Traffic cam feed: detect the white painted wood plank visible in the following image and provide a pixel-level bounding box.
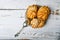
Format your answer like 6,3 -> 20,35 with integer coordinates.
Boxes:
0,10 -> 26,39
0,0 -> 36,9
0,0 -> 60,9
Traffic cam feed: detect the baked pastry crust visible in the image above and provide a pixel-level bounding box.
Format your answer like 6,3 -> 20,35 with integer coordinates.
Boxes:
26,5 -> 38,19
26,5 -> 51,28
31,18 -> 38,28
37,6 -> 51,28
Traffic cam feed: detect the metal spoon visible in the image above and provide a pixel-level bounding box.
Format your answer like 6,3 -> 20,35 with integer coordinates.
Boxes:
14,20 -> 28,37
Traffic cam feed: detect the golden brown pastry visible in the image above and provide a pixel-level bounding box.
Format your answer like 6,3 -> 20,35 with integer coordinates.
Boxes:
27,19 -> 31,25
38,19 -> 45,28
26,5 -> 38,19
31,18 -> 38,28
26,5 -> 51,28
37,6 -> 51,28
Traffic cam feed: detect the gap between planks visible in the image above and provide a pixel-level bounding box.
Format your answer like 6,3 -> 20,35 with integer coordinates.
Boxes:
0,9 -> 26,10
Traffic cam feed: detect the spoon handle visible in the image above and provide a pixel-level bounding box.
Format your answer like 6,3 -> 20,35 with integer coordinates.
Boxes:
14,20 -> 27,37
15,27 -> 24,37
